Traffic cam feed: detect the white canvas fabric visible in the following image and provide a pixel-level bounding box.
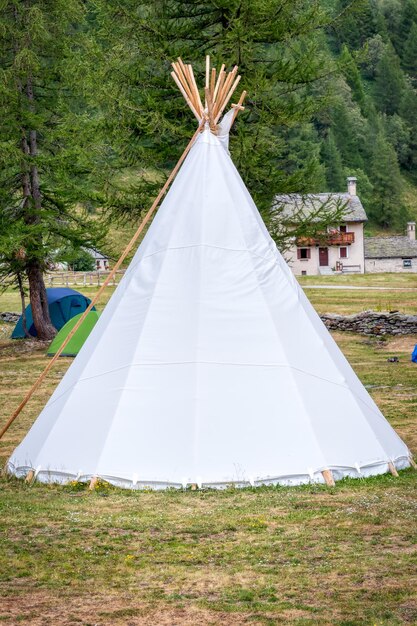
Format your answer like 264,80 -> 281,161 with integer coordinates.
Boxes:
8,116 -> 411,488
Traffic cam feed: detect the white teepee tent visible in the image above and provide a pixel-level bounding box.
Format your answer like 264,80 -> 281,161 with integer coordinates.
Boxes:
7,59 -> 412,489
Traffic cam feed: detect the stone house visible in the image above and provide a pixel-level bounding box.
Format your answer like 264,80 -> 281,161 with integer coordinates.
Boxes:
365,223 -> 417,273
87,248 -> 110,271
276,177 -> 367,276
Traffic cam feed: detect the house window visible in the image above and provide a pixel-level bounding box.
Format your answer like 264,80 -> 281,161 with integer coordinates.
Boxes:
403,259 -> 412,268
339,247 -> 348,259
301,270 -> 307,276
339,225 -> 347,233
297,248 -> 311,260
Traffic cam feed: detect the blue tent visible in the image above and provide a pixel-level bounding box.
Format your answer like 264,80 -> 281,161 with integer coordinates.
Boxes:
412,345 -> 417,363
12,288 -> 95,339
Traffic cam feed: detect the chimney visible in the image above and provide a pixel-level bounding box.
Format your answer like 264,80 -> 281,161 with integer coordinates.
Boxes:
347,176 -> 357,196
407,222 -> 416,241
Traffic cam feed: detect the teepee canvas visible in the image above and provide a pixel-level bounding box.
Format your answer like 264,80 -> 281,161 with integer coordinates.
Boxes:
7,59 -> 412,489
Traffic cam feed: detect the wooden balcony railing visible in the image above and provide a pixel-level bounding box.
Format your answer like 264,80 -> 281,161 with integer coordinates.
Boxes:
296,231 -> 355,246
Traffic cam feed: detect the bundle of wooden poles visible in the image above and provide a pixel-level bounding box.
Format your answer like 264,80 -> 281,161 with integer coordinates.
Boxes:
171,55 -> 246,131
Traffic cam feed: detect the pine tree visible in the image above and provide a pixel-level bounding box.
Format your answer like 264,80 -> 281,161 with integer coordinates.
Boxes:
339,44 -> 367,113
374,44 -> 406,115
402,21 -> 417,79
368,129 -> 404,228
90,0 -> 335,224
399,86 -> 417,174
321,131 -> 345,191
0,1 -> 104,339
331,0 -> 377,52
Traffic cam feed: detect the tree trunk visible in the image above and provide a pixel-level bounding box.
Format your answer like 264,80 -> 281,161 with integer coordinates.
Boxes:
27,262 -> 56,340
17,272 -> 31,338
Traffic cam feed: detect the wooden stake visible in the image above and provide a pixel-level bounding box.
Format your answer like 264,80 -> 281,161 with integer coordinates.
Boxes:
388,462 -> 399,477
89,476 -> 98,490
409,456 -> 417,470
25,469 -> 35,484
322,469 -> 335,487
0,122 -> 205,443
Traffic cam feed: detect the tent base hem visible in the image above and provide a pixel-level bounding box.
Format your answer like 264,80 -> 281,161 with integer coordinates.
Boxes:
6,455 -> 411,489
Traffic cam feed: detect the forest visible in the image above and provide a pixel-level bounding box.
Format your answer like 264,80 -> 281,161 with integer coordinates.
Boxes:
1,0 -> 417,335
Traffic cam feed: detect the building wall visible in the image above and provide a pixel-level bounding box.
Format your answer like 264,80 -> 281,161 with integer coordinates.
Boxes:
284,222 -> 365,276
365,258 -> 417,273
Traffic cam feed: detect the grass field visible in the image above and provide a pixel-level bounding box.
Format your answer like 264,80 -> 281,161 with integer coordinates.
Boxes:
1,277 -> 417,625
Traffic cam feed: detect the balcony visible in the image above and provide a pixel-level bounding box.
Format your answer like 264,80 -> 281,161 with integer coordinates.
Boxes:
296,231 -> 355,246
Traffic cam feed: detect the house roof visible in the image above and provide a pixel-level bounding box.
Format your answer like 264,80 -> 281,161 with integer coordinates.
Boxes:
274,193 -> 368,223
365,236 -> 417,259
85,247 -> 109,260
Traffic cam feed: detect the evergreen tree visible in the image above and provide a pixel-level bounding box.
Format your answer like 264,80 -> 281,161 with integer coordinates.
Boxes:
368,129 -> 404,227
374,44 -> 406,115
331,0 -> 377,52
321,131 -> 345,191
90,0 -> 335,227
339,44 -> 367,113
383,114 -> 411,166
399,86 -> 417,174
0,0 -> 104,339
402,22 -> 417,79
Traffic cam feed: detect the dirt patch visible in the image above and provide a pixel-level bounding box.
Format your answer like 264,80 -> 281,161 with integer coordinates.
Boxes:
0,588 -> 277,625
384,336 -> 417,353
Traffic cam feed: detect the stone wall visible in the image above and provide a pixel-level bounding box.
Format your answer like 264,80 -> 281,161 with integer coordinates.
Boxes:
0,312 -> 19,323
321,311 -> 417,335
365,258 -> 417,273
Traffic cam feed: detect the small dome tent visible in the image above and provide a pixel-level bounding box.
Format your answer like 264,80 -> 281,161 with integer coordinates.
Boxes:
47,311 -> 100,357
12,288 -> 95,339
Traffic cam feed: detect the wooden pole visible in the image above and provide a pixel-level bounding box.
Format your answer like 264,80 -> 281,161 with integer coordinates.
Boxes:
409,456 -> 417,469
205,55 -> 210,107
215,74 -> 241,123
210,67 -> 216,98
0,123 -> 204,442
187,64 -> 204,116
205,87 -> 216,132
231,90 -> 247,123
213,65 -> 225,102
172,62 -> 196,107
171,71 -> 201,121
